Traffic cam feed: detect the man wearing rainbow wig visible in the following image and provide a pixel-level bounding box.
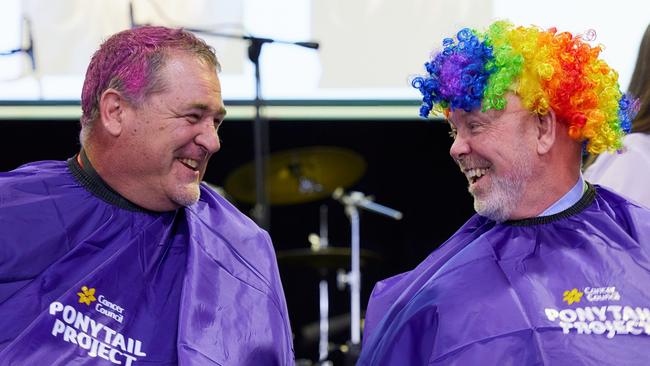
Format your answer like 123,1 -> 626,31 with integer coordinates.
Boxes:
358,21 -> 650,365
0,27 -> 293,365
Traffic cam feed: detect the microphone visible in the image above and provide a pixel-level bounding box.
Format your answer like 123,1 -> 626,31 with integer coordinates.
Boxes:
332,188 -> 403,221
295,41 -> 320,50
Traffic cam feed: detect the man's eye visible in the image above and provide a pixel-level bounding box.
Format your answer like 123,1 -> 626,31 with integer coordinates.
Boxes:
448,130 -> 457,139
468,121 -> 483,131
186,114 -> 200,123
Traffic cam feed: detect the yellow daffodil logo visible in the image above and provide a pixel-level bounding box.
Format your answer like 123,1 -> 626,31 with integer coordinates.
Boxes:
563,288 -> 583,305
77,286 -> 97,306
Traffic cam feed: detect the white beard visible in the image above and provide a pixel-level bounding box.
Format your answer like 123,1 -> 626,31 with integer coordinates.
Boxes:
171,181 -> 201,207
470,151 -> 533,223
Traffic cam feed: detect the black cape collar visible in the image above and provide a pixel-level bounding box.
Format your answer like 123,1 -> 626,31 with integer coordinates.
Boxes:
67,150 -> 151,213
504,183 -> 596,226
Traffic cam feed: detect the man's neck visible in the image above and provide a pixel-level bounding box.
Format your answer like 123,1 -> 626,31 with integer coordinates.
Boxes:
538,174 -> 585,217
508,169 -> 581,220
509,139 -> 583,220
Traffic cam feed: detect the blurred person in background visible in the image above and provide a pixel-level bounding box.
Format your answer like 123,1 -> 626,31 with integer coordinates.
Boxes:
584,23 -> 650,208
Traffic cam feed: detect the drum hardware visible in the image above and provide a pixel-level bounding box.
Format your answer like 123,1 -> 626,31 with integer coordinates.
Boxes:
224,146 -> 366,206
277,204 -> 379,363
332,188 -> 402,350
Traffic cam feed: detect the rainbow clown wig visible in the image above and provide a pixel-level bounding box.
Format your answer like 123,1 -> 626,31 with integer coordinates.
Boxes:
412,21 -> 638,154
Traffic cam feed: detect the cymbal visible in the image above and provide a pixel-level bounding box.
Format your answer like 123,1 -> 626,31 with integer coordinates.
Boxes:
276,247 -> 381,270
224,146 -> 366,205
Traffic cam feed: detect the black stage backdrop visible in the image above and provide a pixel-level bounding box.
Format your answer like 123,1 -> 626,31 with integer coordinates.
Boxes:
0,117 -> 475,362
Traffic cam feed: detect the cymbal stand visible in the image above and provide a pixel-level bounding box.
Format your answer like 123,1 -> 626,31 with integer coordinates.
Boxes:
333,189 -> 402,348
317,204 -> 330,363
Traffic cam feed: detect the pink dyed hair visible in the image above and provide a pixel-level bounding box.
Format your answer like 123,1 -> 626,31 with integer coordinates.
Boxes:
80,26 -> 219,127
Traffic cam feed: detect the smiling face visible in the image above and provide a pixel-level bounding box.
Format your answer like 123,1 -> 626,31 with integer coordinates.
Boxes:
115,51 -> 226,211
448,94 -> 540,222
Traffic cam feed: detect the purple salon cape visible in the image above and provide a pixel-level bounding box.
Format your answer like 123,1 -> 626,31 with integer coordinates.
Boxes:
0,159 -> 294,365
359,185 -> 650,365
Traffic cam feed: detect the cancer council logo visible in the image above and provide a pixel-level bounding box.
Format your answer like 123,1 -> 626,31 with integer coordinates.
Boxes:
563,288 -> 584,305
77,286 -> 97,306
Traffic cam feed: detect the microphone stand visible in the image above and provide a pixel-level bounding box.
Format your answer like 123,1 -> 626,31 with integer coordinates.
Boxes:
0,17 -> 39,98
186,28 -> 319,230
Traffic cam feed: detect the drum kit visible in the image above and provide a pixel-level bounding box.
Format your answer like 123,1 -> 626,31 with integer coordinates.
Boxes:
221,146 -> 402,365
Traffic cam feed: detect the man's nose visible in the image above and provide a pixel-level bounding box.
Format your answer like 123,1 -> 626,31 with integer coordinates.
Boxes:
195,123 -> 221,154
449,134 -> 470,160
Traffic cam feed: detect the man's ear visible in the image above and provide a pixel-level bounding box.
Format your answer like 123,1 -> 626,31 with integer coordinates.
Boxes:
98,89 -> 127,137
536,109 -> 557,155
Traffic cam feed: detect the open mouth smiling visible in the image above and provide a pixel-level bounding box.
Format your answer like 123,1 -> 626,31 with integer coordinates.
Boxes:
465,167 -> 490,184
178,158 -> 200,171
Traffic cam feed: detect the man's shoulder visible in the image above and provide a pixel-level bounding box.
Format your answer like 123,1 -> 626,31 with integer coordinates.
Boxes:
185,185 -> 283,294
368,214 -> 489,303
0,160 -> 70,184
189,183 -> 267,237
0,160 -> 76,201
197,183 -> 254,216
593,184 -> 650,211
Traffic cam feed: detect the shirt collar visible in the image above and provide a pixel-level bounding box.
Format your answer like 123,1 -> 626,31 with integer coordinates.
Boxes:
539,174 -> 586,217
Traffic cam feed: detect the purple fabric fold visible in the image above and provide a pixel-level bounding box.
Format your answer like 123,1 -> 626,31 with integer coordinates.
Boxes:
0,160 -> 294,365
359,186 -> 650,365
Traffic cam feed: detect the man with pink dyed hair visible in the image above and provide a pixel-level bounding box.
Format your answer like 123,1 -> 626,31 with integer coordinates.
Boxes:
0,26 -> 294,365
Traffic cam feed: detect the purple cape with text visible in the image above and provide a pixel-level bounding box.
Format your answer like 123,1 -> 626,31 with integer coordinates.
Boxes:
359,185 -> 650,365
0,160 -> 294,365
